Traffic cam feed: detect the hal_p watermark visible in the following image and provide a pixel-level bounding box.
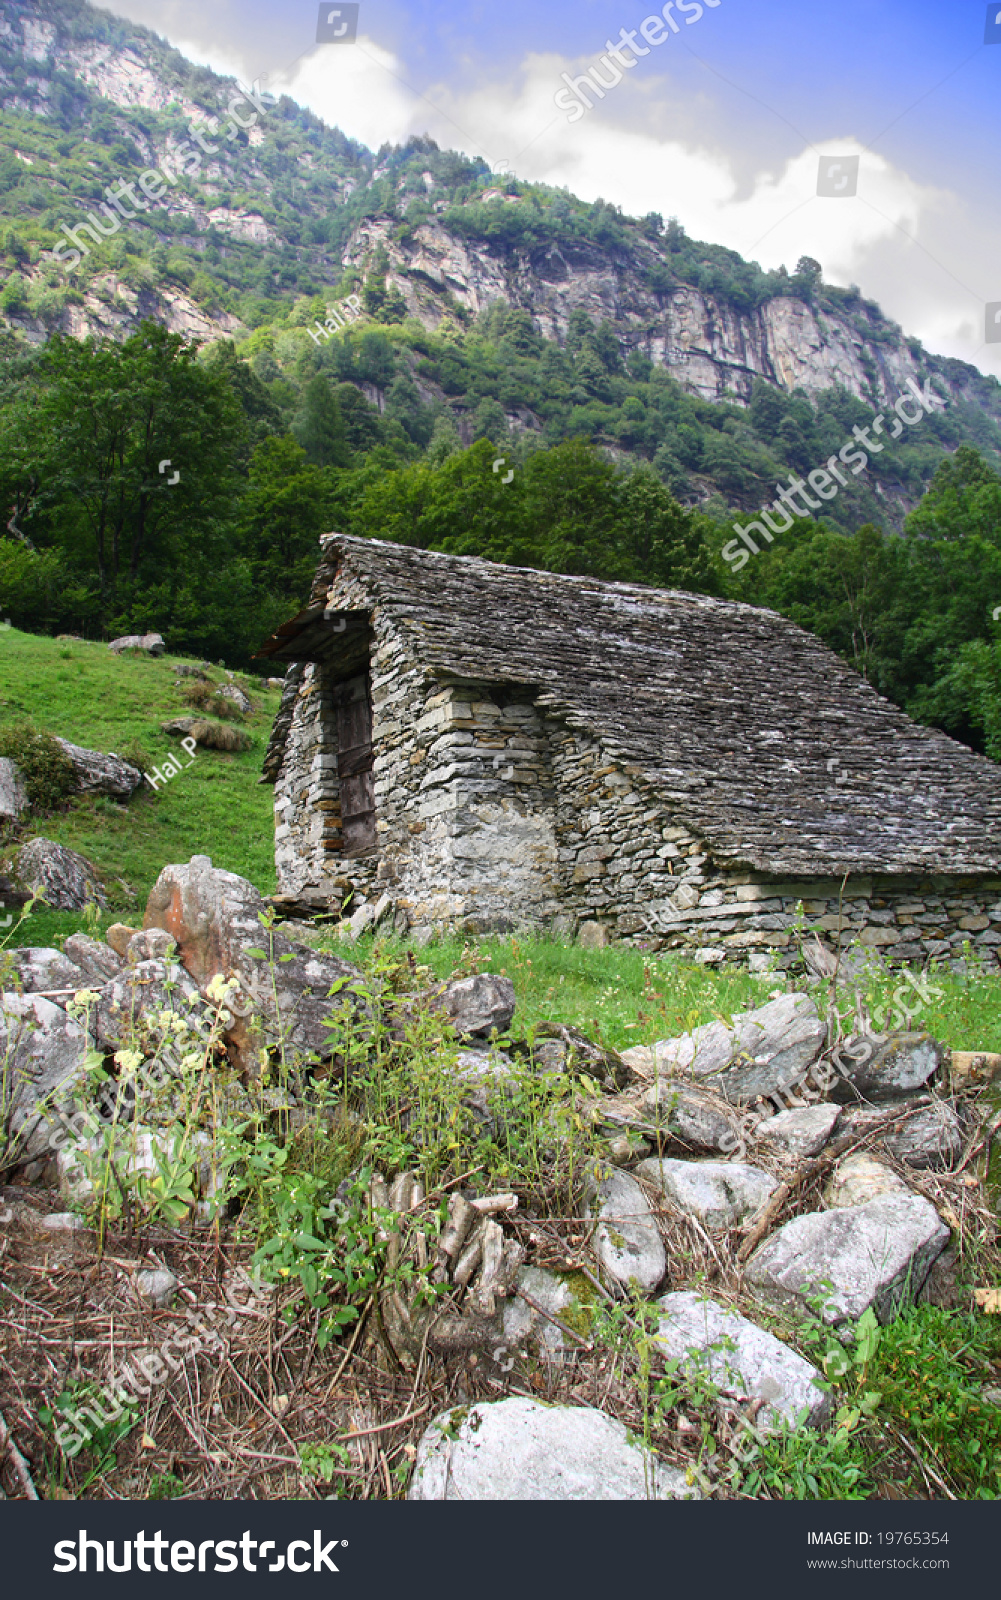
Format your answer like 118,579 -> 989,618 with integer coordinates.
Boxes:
145,736 -> 198,791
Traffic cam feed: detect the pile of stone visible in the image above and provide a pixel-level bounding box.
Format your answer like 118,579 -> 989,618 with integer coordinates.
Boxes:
1,856 -> 996,1500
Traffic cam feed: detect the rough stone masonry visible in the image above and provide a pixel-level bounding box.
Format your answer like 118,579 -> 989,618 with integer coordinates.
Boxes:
257,536 -> 1001,967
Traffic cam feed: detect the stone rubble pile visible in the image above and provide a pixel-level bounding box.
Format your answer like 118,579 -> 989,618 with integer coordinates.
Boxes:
0,854 -> 996,1499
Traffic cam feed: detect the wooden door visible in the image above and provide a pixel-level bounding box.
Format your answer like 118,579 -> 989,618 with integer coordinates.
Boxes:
335,674 -> 376,857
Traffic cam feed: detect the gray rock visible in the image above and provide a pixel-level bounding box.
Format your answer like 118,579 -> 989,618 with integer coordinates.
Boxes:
135,1268 -> 178,1308
654,1291 -> 830,1428
584,1166 -> 666,1294
755,1104 -> 840,1158
0,756 -> 28,821
837,1099 -> 963,1169
63,933 -> 124,986
217,683 -> 252,714
577,921 -> 608,949
0,993 -> 94,1163
54,738 -> 144,799
650,994 -> 826,1106
642,1079 -> 742,1152
636,1157 -> 777,1229
108,632 -> 165,655
830,1033 -> 943,1103
15,838 -> 106,911
40,1211 -> 86,1232
531,1022 -> 628,1090
124,928 -> 177,965
826,1153 -> 910,1208
501,1266 -> 586,1362
435,973 -> 516,1039
408,1397 -> 696,1500
7,947 -> 85,996
93,959 -> 210,1052
746,1194 -> 949,1327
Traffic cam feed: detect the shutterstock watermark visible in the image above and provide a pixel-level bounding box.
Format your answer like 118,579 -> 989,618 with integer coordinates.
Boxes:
47,81 -> 274,274
554,0 -> 722,123
722,377 -> 949,572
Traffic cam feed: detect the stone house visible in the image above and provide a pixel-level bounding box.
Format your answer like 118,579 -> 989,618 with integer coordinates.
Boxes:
258,535 -> 1001,967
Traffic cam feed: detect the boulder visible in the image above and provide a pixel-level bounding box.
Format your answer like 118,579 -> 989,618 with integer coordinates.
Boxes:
837,1099 -> 963,1169
6,947 -> 85,996
654,1291 -> 830,1428
649,994 -> 826,1106
641,1079 -> 742,1152
829,1033 -> 942,1103
124,928 -> 176,965
0,993 -> 94,1164
431,973 -> 515,1039
408,1398 -> 696,1500
0,757 -> 28,821
530,1021 -> 628,1090
825,1153 -> 910,1208
577,921 -> 608,950
635,1157 -> 777,1229
53,738 -> 143,799
15,838 -> 106,911
105,924 -> 138,958
746,1194 -> 949,1327
218,683 -> 252,714
142,855 -> 365,1069
754,1104 -> 840,1158
63,933 -> 124,987
108,633 -> 165,655
583,1166 -> 666,1294
93,958 -> 211,1053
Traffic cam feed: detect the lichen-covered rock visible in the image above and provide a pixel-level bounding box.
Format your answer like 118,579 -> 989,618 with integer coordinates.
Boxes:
825,1153 -> 910,1208
754,1103 -> 840,1158
7,947 -> 85,996
0,757 -> 28,821
108,632 -> 164,655
15,838 -> 106,911
54,738 -> 144,799
501,1266 -> 586,1362
829,1033 -> 942,1103
650,994 -> 826,1107
0,993 -> 94,1164
837,1099 -> 963,1169
583,1165 -> 666,1294
635,1157 -> 777,1229
408,1398 -> 696,1500
641,1079 -> 742,1152
430,973 -> 515,1039
654,1291 -> 830,1428
93,959 -> 210,1052
746,1194 -> 949,1326
63,933 -> 124,986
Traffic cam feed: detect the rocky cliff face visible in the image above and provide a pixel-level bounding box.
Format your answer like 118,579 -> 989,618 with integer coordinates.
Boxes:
1,0 -> 997,432
345,213 -> 979,416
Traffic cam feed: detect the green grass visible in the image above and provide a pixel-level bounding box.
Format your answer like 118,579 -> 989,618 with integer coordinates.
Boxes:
338,932 -> 1001,1057
0,627 -> 281,916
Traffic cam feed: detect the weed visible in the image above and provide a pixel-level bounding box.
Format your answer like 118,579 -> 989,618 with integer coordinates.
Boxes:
0,719 -> 77,810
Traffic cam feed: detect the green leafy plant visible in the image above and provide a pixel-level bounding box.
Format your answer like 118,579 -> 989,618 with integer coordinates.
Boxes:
0,720 -> 77,810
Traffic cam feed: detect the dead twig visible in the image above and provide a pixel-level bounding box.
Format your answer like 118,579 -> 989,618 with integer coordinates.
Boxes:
0,1407 -> 38,1500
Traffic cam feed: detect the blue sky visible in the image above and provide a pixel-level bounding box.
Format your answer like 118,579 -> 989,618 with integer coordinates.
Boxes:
107,0 -> 1001,376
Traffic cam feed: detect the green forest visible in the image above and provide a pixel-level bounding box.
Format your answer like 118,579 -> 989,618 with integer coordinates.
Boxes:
0,312 -> 999,761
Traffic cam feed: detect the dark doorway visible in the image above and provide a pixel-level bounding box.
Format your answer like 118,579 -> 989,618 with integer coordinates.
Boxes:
333,673 -> 376,857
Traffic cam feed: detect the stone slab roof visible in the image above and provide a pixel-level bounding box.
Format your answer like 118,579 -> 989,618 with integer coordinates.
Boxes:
259,534 -> 1001,878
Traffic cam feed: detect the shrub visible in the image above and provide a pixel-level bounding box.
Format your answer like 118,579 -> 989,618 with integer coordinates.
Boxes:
0,721 -> 77,810
186,719 -> 252,752
180,681 -> 244,721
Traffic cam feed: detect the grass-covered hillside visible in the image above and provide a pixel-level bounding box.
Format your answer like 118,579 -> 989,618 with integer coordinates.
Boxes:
0,627 -> 280,940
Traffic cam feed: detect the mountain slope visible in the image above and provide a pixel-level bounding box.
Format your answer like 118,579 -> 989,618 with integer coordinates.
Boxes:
1,0 -> 1000,532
